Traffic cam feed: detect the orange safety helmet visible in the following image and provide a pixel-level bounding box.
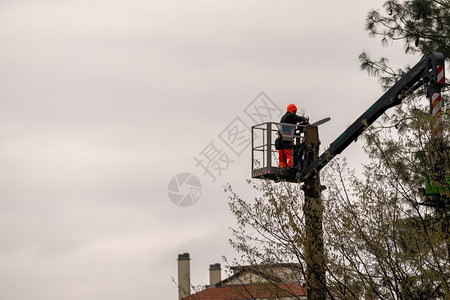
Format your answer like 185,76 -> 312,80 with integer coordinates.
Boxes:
287,104 -> 297,113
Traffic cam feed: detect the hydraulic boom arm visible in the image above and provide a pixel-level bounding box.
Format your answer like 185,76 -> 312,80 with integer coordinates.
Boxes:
300,52 -> 446,180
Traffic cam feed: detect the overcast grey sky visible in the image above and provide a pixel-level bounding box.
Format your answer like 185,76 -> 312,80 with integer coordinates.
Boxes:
0,1 -> 423,299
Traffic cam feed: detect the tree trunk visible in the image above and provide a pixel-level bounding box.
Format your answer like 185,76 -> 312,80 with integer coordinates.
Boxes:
303,125 -> 326,300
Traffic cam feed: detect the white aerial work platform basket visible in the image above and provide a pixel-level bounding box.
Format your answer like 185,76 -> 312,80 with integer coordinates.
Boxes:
251,122 -> 304,182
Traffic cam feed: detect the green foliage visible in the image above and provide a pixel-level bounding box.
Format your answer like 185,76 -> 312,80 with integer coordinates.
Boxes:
323,156 -> 449,299
226,180 -> 306,270
365,0 -> 450,57
360,0 -> 450,90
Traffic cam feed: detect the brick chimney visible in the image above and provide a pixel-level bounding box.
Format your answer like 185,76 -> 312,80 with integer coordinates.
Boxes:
209,263 -> 221,286
177,253 -> 190,299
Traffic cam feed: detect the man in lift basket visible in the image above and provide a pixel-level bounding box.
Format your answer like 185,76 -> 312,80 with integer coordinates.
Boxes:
275,104 -> 309,168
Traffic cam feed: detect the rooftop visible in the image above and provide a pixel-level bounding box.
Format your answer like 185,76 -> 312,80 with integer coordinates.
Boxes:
181,283 -> 307,300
